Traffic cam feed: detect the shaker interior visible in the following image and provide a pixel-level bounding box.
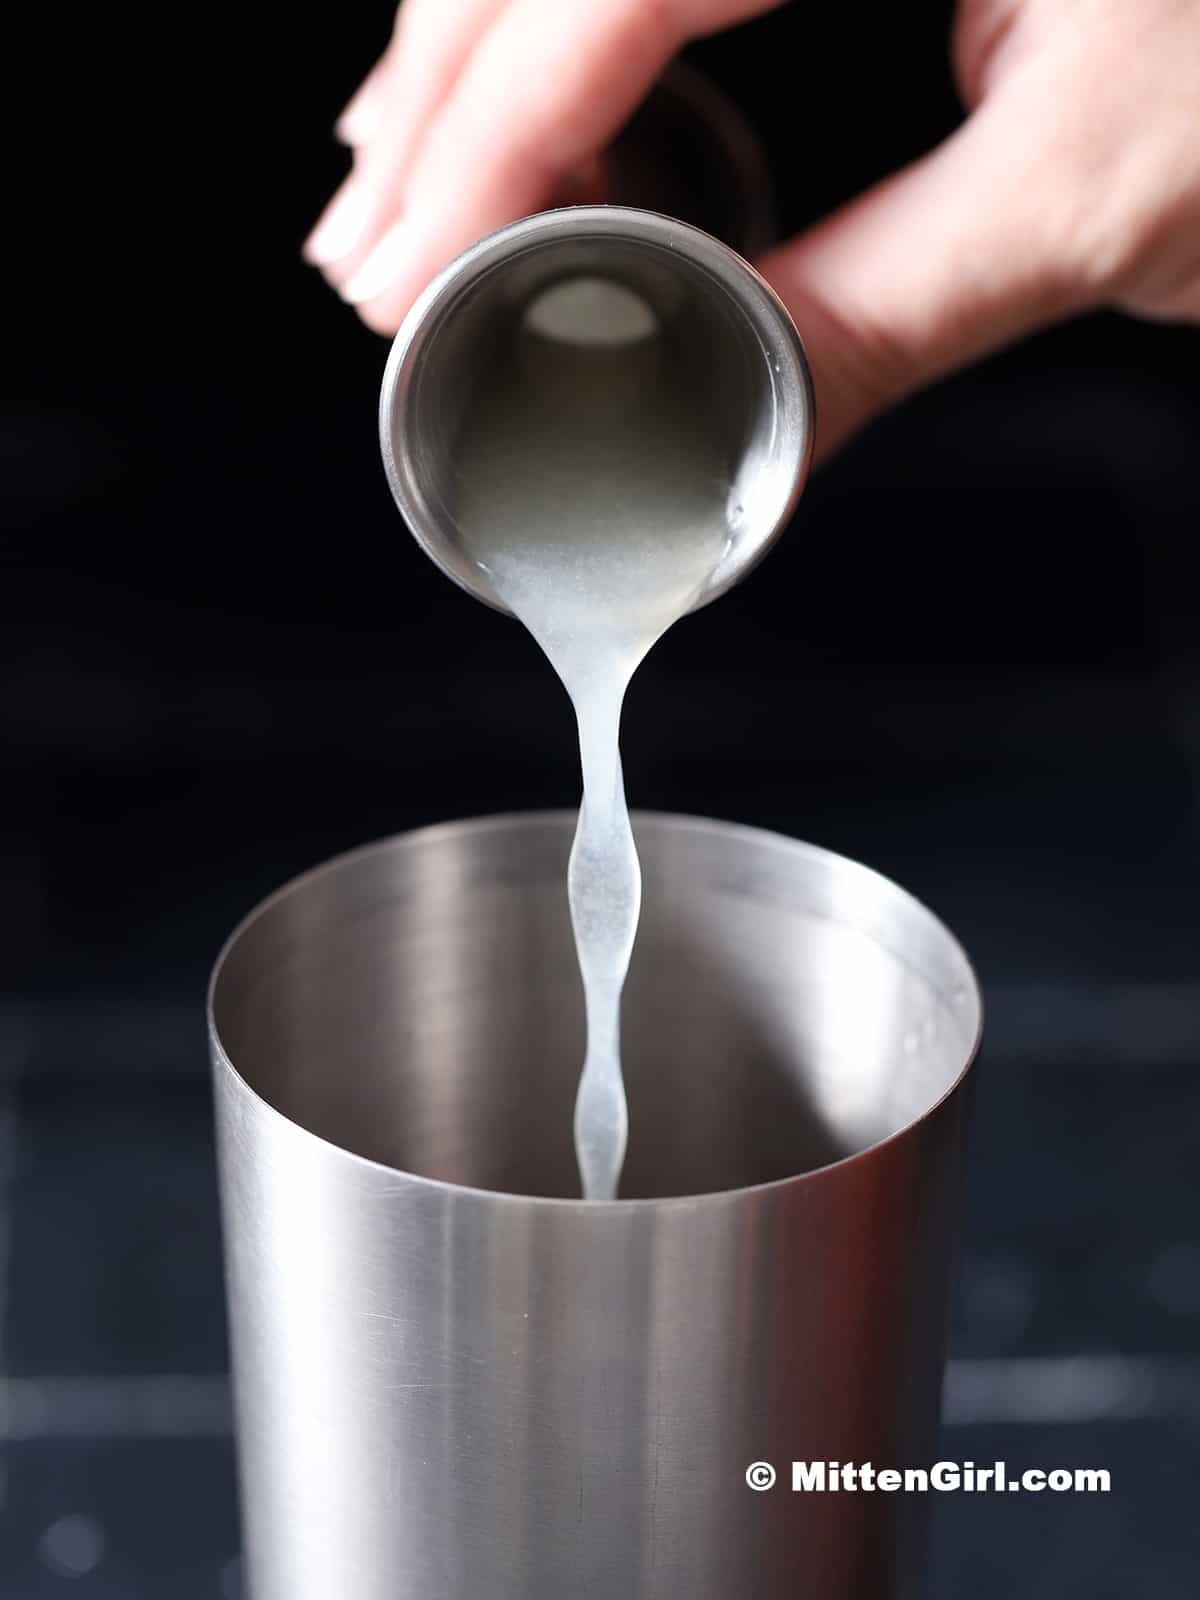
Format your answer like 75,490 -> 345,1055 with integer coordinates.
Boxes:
210,814 -> 980,1201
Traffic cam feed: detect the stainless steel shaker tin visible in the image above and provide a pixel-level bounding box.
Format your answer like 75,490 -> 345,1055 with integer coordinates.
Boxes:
378,207 -> 815,617
209,812 -> 981,1600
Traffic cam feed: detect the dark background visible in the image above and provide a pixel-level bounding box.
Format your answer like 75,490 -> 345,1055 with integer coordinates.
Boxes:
3,0 -> 1199,1592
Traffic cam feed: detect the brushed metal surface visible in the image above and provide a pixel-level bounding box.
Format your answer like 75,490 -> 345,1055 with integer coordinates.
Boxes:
378,207 -> 814,618
209,813 -> 981,1599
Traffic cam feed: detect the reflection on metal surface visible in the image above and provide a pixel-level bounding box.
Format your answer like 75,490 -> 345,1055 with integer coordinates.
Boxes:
7,1355 -> 1197,1441
210,813 -> 979,1600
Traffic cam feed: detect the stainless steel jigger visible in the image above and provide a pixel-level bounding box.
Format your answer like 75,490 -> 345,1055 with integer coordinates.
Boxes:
378,205 -> 815,611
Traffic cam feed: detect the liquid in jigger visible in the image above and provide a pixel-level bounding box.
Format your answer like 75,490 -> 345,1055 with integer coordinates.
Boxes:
456,276 -> 730,1199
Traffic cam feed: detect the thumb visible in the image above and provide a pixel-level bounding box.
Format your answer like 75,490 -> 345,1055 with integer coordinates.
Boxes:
759,90 -> 1087,461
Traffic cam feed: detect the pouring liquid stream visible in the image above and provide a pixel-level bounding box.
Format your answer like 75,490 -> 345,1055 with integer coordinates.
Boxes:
456,276 -> 731,1199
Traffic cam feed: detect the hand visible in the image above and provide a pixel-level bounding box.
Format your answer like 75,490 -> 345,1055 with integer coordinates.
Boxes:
305,0 -> 1200,460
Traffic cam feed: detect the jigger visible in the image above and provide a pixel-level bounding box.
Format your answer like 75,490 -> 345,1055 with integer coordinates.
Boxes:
210,814 -> 982,1600
378,205 -> 815,614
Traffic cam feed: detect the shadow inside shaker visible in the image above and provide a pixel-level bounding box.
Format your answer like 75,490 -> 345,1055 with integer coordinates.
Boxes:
211,816 -> 976,1200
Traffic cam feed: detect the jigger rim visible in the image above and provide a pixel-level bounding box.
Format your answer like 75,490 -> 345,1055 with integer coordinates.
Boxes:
378,205 -> 816,617
208,811 -> 982,1213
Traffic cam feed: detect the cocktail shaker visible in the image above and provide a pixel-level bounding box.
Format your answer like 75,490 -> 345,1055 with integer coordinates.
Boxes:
210,813 -> 981,1599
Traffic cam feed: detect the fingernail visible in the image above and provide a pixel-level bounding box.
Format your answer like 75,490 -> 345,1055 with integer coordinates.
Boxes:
340,221 -> 411,304
303,181 -> 373,266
